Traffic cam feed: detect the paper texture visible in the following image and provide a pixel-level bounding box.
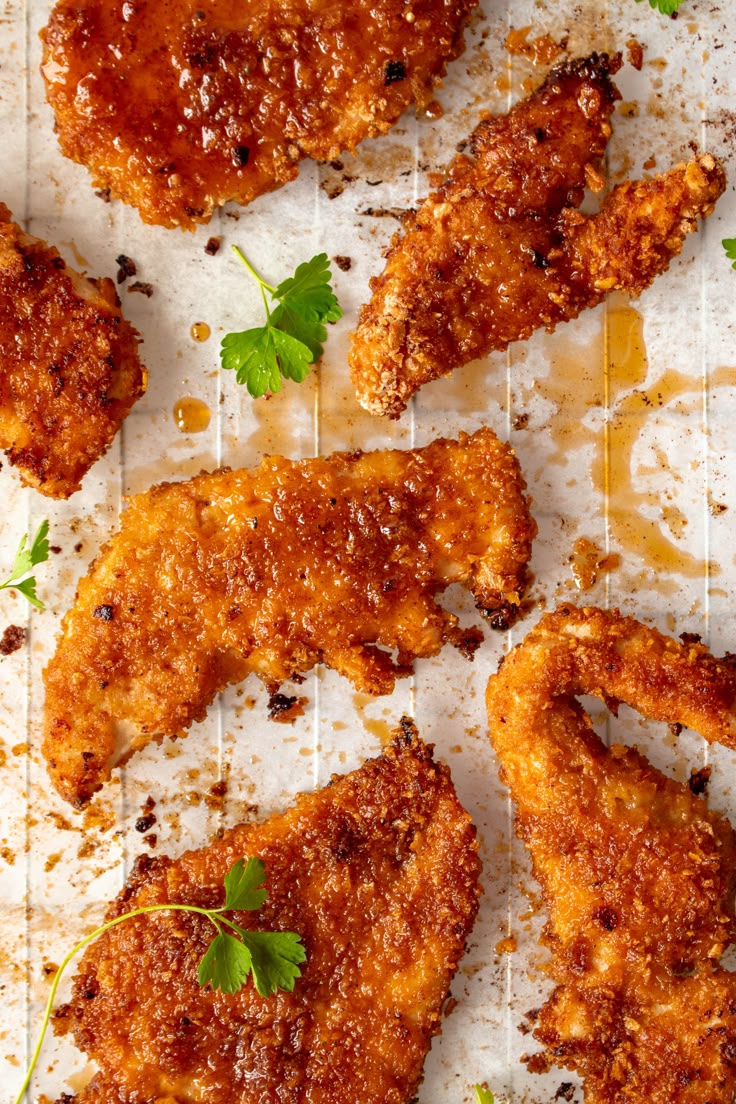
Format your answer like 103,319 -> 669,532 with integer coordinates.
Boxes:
1,1 -> 735,1100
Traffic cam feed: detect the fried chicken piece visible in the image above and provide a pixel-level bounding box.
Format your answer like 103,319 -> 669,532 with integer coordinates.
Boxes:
41,0 -> 476,230
43,426 -> 535,806
349,54 -> 726,417
0,204 -> 146,497
485,604 -> 736,1104
51,724 -> 481,1104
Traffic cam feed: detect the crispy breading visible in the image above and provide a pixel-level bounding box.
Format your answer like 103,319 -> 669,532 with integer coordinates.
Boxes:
41,0 -> 476,229
485,604 -> 736,1104
349,54 -> 726,418
43,426 -> 535,806
0,204 -> 146,497
51,724 -> 481,1104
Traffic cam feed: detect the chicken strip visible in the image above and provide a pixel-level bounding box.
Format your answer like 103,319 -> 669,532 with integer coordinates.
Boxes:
0,204 -> 146,497
349,54 -> 726,417
485,605 -> 736,1104
43,426 -> 535,806
49,724 -> 481,1104
41,0 -> 476,230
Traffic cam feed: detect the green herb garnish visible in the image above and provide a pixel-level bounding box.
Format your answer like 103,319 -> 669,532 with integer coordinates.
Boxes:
220,248 -> 342,398
13,857 -> 305,1104
722,239 -> 736,271
475,1086 -> 495,1104
0,520 -> 49,611
634,0 -> 684,14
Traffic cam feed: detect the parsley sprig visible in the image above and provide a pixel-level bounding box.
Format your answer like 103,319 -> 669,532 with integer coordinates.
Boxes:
198,857 -> 306,995
0,520 -> 49,611
634,0 -> 684,14
14,857 -> 305,1104
220,248 -> 342,398
722,239 -> 736,270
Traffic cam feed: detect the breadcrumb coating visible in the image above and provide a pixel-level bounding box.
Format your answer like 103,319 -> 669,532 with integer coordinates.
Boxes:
349,55 -> 726,417
486,605 -> 736,1104
52,725 -> 481,1104
44,427 -> 535,806
41,0 -> 476,228
0,204 -> 146,497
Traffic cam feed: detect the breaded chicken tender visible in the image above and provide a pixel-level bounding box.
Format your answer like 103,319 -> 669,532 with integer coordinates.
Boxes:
44,426 -> 535,806
41,0 -> 476,229
485,605 -> 736,1104
0,205 -> 146,497
349,54 -> 726,417
51,724 -> 481,1104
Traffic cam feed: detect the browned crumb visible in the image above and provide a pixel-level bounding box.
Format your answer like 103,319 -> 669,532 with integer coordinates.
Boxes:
115,254 -> 137,283
0,624 -> 25,656
127,281 -> 154,298
505,26 -> 566,65
627,38 -> 645,70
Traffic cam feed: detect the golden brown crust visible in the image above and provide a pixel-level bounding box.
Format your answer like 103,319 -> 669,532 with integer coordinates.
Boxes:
43,426 -> 535,806
0,203 -> 146,497
41,0 -> 476,229
52,725 -> 481,1104
348,55 -> 726,418
485,605 -> 736,1104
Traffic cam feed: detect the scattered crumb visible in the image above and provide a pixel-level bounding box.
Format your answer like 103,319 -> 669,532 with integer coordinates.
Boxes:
495,934 -> 518,955
569,538 -> 620,592
127,281 -> 154,297
205,778 -> 228,812
0,625 -> 25,656
268,692 -> 308,723
688,765 -> 711,796
115,254 -> 137,283
135,795 -> 157,833
626,39 -> 645,71
505,26 -> 565,65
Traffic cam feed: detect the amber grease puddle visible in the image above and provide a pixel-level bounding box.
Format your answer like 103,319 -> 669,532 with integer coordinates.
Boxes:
173,397 -> 212,433
527,294 -> 736,579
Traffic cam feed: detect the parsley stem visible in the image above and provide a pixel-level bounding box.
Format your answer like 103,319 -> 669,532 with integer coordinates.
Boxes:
259,281 -> 272,321
14,901 -> 220,1104
232,245 -> 276,294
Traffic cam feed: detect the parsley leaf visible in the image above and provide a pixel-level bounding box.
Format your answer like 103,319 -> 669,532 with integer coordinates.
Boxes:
273,253 -> 342,325
722,239 -> 736,270
198,930 -> 253,995
13,857 -> 305,1104
0,520 -> 50,611
220,248 -> 342,398
238,929 -> 307,997
475,1087 -> 495,1104
223,856 -> 269,911
634,0 -> 684,13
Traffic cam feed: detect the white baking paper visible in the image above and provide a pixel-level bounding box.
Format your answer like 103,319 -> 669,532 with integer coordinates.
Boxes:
1,1 -> 735,1101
